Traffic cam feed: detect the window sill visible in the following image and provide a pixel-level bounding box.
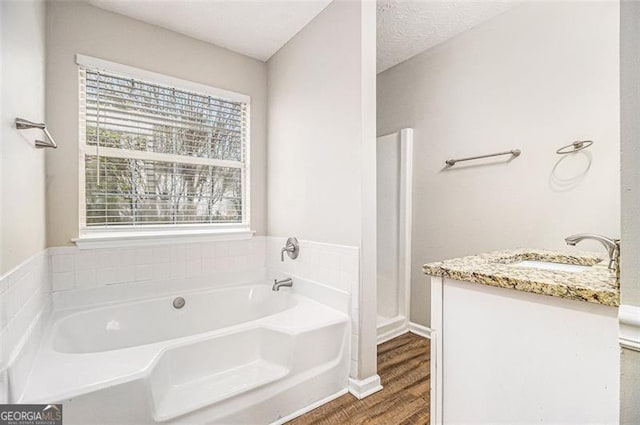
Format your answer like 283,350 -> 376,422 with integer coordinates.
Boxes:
73,228 -> 255,250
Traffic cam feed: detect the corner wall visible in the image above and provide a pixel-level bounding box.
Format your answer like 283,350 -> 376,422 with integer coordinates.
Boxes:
266,0 -> 364,247
0,2 -> 49,396
266,0 -> 378,383
377,2 -> 620,326
45,1 -> 268,246
1,0 -> 47,274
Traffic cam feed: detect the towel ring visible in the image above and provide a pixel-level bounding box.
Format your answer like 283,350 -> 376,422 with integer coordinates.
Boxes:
556,140 -> 593,155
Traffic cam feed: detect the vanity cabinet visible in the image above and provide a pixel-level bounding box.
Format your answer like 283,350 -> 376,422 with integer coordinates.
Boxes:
425,250 -> 620,425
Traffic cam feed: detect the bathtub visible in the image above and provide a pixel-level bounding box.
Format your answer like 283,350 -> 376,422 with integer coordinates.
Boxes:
17,283 -> 350,424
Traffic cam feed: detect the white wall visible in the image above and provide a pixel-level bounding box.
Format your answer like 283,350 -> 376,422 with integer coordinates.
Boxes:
0,1 -> 50,382
267,0 -> 362,247
267,0 -> 378,382
620,1 -> 640,423
358,0 -> 378,384
377,2 -> 620,326
45,1 -> 268,247
1,0 -> 47,274
1,1 -> 3,276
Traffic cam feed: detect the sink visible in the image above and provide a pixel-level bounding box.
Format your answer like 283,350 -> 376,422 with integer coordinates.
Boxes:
510,260 -> 591,273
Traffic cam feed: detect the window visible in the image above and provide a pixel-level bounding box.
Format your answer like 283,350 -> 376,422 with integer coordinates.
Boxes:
77,56 -> 250,238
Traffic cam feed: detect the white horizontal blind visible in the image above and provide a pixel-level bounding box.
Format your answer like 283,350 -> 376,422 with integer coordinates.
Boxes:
79,67 -> 248,228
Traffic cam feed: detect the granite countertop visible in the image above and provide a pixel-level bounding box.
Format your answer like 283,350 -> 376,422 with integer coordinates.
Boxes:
423,249 -> 619,307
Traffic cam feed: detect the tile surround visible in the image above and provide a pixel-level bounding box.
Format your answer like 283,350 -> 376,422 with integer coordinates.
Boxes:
0,250 -> 50,403
49,237 -> 266,292
0,251 -> 50,363
266,237 -> 359,295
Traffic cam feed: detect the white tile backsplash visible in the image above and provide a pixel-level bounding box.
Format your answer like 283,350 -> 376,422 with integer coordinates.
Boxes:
266,237 -> 359,294
134,264 -> 153,282
52,271 -> 75,291
48,237 -> 267,292
0,250 -> 50,366
75,269 -> 97,288
51,254 -> 73,273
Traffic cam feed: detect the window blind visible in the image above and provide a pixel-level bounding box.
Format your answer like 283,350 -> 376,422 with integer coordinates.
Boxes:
79,67 -> 248,228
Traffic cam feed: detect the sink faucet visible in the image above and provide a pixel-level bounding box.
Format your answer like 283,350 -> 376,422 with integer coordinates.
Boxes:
564,233 -> 620,277
272,277 -> 293,291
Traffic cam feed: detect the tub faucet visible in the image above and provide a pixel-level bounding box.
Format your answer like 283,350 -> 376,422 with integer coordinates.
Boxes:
273,277 -> 293,291
564,233 -> 620,277
281,237 -> 300,262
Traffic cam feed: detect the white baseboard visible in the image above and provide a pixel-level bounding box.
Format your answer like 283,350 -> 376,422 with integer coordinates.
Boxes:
348,375 -> 383,399
270,388 -> 348,425
408,322 -> 433,339
377,327 -> 409,345
619,304 -> 640,352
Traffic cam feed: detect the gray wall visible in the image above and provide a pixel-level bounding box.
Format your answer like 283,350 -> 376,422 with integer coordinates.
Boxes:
45,1 -> 268,246
377,2 -> 620,326
621,0 -> 640,309
266,0 -> 363,246
1,0 -> 47,273
620,1 -> 640,423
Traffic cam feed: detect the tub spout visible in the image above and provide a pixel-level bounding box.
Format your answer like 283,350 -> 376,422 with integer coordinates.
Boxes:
273,277 -> 293,291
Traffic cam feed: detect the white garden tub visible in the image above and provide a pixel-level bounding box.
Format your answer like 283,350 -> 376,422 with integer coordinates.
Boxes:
17,283 -> 350,424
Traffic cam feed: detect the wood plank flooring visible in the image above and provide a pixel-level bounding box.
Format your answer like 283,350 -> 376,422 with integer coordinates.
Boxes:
287,332 -> 430,425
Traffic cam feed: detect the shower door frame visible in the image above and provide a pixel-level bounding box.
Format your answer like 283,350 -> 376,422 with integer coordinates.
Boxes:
376,128 -> 413,343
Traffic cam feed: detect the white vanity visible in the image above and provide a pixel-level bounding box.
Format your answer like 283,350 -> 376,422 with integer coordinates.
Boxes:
425,249 -> 620,425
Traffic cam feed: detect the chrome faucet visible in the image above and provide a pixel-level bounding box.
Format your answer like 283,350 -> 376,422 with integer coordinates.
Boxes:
564,233 -> 620,277
272,277 -> 293,291
281,237 -> 300,262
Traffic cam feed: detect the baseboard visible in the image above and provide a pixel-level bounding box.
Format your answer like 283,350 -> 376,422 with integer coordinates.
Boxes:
377,327 -> 409,345
270,388 -> 349,425
348,375 -> 383,400
619,304 -> 640,352
408,322 -> 433,339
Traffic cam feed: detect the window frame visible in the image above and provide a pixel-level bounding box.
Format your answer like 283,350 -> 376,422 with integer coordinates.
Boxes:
75,55 -> 252,247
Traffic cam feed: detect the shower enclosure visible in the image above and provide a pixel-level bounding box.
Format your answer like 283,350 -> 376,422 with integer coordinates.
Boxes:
376,129 -> 413,343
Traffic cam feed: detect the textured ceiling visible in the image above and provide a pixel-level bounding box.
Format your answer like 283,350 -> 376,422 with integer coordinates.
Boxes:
87,0 -> 333,61
377,0 -> 513,73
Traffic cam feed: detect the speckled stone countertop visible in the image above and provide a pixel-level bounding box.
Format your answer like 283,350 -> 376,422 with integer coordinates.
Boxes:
423,249 -> 619,307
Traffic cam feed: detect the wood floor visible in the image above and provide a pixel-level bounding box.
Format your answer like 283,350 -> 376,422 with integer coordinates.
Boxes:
287,332 -> 430,425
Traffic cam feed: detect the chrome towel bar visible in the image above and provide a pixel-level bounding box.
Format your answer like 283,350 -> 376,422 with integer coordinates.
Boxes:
15,118 -> 58,149
445,149 -> 521,166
